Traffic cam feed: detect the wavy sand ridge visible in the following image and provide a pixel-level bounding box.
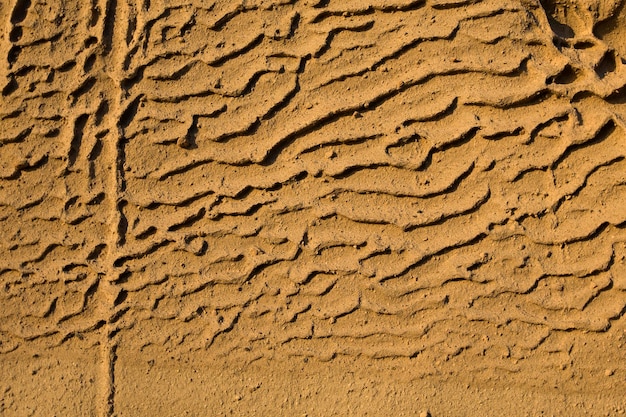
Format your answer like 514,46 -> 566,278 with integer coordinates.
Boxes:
1,0 -> 626,415
118,0 -> 626,359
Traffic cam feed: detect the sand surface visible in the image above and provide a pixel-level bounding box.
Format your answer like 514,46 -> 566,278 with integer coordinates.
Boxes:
1,0 -> 626,415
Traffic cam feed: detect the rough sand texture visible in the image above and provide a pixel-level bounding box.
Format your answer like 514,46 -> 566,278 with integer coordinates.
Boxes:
1,0 -> 626,415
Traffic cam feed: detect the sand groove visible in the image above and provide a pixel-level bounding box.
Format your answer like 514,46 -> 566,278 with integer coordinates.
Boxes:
1,0 -> 626,415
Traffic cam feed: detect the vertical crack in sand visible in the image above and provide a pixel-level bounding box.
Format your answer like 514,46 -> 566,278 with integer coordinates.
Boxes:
97,0 -> 130,415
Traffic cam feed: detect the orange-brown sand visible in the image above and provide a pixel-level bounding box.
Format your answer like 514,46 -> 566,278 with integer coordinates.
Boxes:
1,0 -> 626,415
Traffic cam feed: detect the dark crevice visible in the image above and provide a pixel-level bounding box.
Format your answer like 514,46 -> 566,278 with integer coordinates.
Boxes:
113,240 -> 173,268
95,100 -> 109,125
607,84 -> 626,104
102,0 -> 117,55
9,26 -> 23,42
117,201 -> 128,246
551,120 -> 616,170
167,207 -> 206,232
553,64 -> 578,84
10,0 -> 31,24
58,60 -> 77,72
89,0 -> 100,27
87,244 -> 107,261
8,46 -> 21,66
89,138 -> 104,161
2,77 -> 19,96
70,77 -> 97,103
135,226 -> 157,240
113,290 -> 127,306
69,114 -> 89,168
573,40 -> 594,49
210,34 -> 264,67
595,50 -> 616,79
87,192 -> 106,206
119,95 -> 143,130
540,0 -> 575,39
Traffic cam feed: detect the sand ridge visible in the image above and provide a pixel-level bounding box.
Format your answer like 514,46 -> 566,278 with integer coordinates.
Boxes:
1,0 -> 626,415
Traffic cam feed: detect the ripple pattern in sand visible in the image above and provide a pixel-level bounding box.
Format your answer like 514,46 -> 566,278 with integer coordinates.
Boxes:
1,0 -> 626,370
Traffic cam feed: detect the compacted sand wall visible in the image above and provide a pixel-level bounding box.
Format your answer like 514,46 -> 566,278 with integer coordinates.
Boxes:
1,0 -> 626,415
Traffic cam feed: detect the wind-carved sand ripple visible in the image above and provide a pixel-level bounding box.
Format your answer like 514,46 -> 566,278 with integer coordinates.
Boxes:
0,0 -> 115,356
1,0 -> 626,372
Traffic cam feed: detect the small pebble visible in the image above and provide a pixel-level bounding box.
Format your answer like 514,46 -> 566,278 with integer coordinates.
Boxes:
420,410 -> 431,417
